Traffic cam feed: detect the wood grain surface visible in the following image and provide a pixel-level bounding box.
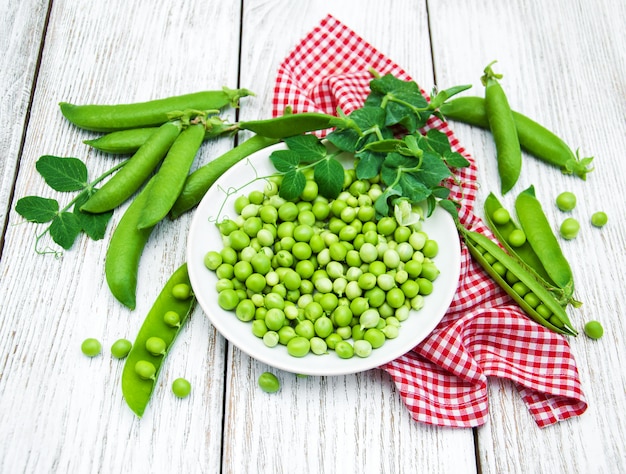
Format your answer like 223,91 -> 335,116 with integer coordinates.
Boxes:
1,0 -> 624,472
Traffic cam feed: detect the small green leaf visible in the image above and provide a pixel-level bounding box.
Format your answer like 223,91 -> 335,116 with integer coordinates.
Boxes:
314,158 -> 344,199
326,128 -> 361,153
437,198 -> 460,219
355,151 -> 385,180
278,170 -> 306,201
36,155 -> 88,192
49,212 -> 81,249
270,149 -> 301,172
74,192 -> 113,240
396,174 -> 431,203
432,186 -> 451,199
15,196 -> 59,223
283,135 -> 326,162
444,150 -> 470,168
374,186 -> 402,218
425,129 -> 452,155
415,152 -> 452,188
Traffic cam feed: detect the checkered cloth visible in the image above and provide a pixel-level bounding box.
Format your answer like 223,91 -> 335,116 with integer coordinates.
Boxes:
272,14 -> 587,428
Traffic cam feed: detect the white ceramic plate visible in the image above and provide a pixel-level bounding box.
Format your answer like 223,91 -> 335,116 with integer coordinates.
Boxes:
187,143 -> 461,376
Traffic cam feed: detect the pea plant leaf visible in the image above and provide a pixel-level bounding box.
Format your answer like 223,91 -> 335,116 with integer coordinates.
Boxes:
444,150 -> 470,168
269,149 -> 301,172
15,196 -> 59,223
74,192 -> 113,240
355,150 -> 386,180
36,155 -> 88,192
314,157 -> 344,199
278,170 -> 306,201
283,134 -> 326,162
49,211 -> 82,250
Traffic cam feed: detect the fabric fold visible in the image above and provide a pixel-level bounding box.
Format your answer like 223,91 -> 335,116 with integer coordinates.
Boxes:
271,13 -> 587,428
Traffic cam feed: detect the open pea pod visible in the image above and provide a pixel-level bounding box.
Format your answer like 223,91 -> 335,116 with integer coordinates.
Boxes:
121,263 -> 195,417
460,227 -> 577,336
484,192 -> 576,307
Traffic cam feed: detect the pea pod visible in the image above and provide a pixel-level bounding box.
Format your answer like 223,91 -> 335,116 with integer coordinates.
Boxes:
169,134 -> 279,218
515,186 -> 576,295
105,179 -> 157,309
238,112 -> 342,138
461,228 -> 577,336
81,121 -> 182,214
84,127 -> 159,154
121,263 -> 195,417
484,193 -> 576,306
60,87 -> 253,132
137,123 -> 205,229
481,62 -> 522,194
440,96 -> 593,180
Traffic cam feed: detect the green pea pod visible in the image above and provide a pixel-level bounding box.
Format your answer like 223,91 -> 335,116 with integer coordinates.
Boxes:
461,228 -> 577,336
484,193 -> 575,306
481,62 -> 522,194
169,134 -> 280,219
121,263 -> 195,417
238,112 -> 342,138
81,121 -> 183,214
60,87 -> 253,132
440,96 -> 593,180
84,127 -> 160,154
105,179 -> 157,309
137,123 -> 206,229
515,185 -> 576,297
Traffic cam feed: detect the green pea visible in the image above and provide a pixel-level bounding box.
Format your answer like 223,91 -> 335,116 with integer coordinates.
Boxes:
171,283 -> 192,300
111,339 -> 132,359
81,338 -> 102,357
422,240 -> 438,258
172,378 -> 192,398
263,331 -> 280,347
491,207 -> 510,225
559,217 -> 580,240
556,191 -> 576,212
135,360 -> 157,380
334,341 -> 354,359
310,337 -> 328,355
363,328 -> 386,349
287,336 -> 311,357
204,251 -> 222,271
583,320 -> 604,339
591,211 -> 608,228
218,289 -> 240,310
508,229 -> 527,247
353,339 -> 373,358
145,336 -> 167,356
258,372 -> 281,393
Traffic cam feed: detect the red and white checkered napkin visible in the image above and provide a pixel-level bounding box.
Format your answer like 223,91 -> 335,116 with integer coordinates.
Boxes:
273,14 -> 587,428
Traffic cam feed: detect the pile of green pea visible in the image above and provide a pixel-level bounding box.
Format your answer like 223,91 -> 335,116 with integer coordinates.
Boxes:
204,171 -> 441,360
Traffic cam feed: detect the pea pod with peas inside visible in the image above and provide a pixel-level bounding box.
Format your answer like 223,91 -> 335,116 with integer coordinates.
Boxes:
83,127 -> 160,154
238,111 -> 345,138
484,192 -> 577,307
59,87 -> 253,132
481,61 -> 522,195
460,227 -> 577,336
439,96 -> 593,180
121,263 -> 195,417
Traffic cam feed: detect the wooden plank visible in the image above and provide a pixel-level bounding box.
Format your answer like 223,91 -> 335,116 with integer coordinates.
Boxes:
428,0 -> 626,472
0,0 -> 242,472
223,1 -> 478,472
0,0 -> 49,237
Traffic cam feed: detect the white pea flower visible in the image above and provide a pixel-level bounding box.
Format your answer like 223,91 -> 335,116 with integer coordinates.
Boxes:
394,199 -> 422,227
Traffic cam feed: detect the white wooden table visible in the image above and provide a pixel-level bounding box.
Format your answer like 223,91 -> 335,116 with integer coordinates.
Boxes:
1,1 -> 625,472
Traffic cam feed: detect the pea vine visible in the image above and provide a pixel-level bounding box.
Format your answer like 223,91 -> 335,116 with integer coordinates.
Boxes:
15,155 -> 121,255
269,73 -> 471,219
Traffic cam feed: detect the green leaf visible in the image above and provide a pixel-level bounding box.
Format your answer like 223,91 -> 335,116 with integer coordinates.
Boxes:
415,152 -> 452,188
432,186 -> 451,199
444,150 -> 470,168
437,198 -> 460,219
49,212 -> 81,249
270,149 -> 301,172
283,134 -> 326,162
425,128 -> 452,155
428,84 -> 472,109
361,139 -> 403,153
36,155 -> 88,192
355,151 -> 385,179
396,174 -> 431,203
326,128 -> 361,153
15,196 -> 59,223
314,158 -> 344,199
374,185 -> 402,218
278,170 -> 306,201
74,192 -> 113,240
350,106 -> 387,131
